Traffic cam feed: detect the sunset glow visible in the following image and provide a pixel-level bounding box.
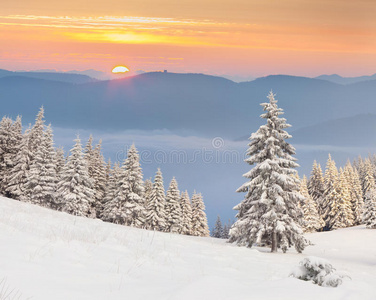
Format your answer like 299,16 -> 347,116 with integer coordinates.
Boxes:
1,1 -> 376,78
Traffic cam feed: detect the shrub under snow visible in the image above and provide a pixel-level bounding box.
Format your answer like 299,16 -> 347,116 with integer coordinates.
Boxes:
290,256 -> 350,287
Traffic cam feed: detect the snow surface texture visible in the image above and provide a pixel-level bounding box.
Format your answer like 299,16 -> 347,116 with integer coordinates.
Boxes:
0,196 -> 375,300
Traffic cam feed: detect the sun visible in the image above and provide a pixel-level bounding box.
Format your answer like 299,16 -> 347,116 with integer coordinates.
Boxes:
112,66 -> 130,74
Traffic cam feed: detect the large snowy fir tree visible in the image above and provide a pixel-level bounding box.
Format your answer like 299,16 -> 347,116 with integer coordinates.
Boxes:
229,91 -> 306,253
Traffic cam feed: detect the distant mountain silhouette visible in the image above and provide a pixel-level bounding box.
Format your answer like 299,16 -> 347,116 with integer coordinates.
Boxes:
0,69 -> 96,84
2,71 -> 376,144
315,73 -> 376,85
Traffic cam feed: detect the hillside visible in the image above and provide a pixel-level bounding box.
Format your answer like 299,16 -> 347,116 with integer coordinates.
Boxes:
0,196 -> 375,300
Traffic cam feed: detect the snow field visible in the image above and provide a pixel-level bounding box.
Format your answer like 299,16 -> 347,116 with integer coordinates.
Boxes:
0,196 -> 375,300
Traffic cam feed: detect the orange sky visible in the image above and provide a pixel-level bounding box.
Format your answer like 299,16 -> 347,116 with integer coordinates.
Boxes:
1,0 -> 376,78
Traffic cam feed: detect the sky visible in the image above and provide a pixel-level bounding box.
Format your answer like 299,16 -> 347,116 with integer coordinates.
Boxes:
1,0 -> 376,79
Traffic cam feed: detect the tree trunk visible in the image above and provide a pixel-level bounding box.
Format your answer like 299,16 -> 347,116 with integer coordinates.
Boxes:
271,231 -> 277,252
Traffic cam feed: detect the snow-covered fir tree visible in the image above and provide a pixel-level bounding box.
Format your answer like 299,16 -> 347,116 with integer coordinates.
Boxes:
0,117 -> 13,194
144,178 -> 153,208
6,128 -> 32,201
27,125 -> 57,207
91,140 -> 107,217
322,154 -> 339,230
300,176 -> 325,232
100,161 -> 120,219
360,158 -> 376,198
102,144 -> 145,227
28,107 -> 45,161
55,147 -> 66,179
363,188 -> 376,229
165,177 -> 182,233
180,191 -> 193,235
56,136 -> 95,217
211,215 -> 224,238
191,192 -> 210,237
229,92 -> 306,253
145,169 -> 166,231
325,168 -> 352,230
222,221 -> 231,239
344,162 -> 363,225
308,161 -> 325,222
0,116 -> 22,196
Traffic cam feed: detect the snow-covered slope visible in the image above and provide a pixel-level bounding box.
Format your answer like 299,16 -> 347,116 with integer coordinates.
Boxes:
0,196 -> 375,300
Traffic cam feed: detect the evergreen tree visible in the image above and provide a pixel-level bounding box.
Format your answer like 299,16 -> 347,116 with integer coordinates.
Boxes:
0,116 -> 22,196
55,147 -> 66,180
191,192 -> 210,237
308,161 -> 325,221
361,158 -> 376,197
6,129 -> 32,201
322,154 -> 339,229
229,92 -> 306,253
144,178 -> 153,208
212,215 -> 224,238
165,177 -> 182,233
56,136 -> 94,217
222,221 -> 231,239
145,169 -> 166,231
300,176 -> 325,232
363,189 -> 376,229
344,162 -> 363,225
91,140 -> 107,217
28,125 -> 57,207
0,117 -> 13,194
28,107 -> 46,161
180,191 -> 193,235
102,144 -> 145,227
326,169 -> 353,229
100,161 -> 121,219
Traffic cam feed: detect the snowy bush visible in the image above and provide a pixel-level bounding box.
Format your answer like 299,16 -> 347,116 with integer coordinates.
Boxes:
290,256 -> 350,287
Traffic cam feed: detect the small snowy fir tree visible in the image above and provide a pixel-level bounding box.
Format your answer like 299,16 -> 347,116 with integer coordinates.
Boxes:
362,188 -> 376,229
28,125 -> 57,207
6,129 -> 32,201
55,147 -> 66,179
322,154 -> 339,230
145,169 -> 167,231
144,178 -> 153,202
211,215 -> 224,238
165,177 -> 182,233
102,144 -> 145,227
56,136 -> 94,217
229,92 -> 306,253
28,107 -> 46,164
300,176 -> 325,232
92,141 -> 107,217
308,161 -> 325,223
0,116 -> 22,196
360,158 -> 376,197
345,162 -> 363,225
191,192 -> 210,237
291,256 -> 349,287
222,221 -> 231,239
329,169 -> 353,229
100,161 -> 121,219
180,191 -> 193,235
